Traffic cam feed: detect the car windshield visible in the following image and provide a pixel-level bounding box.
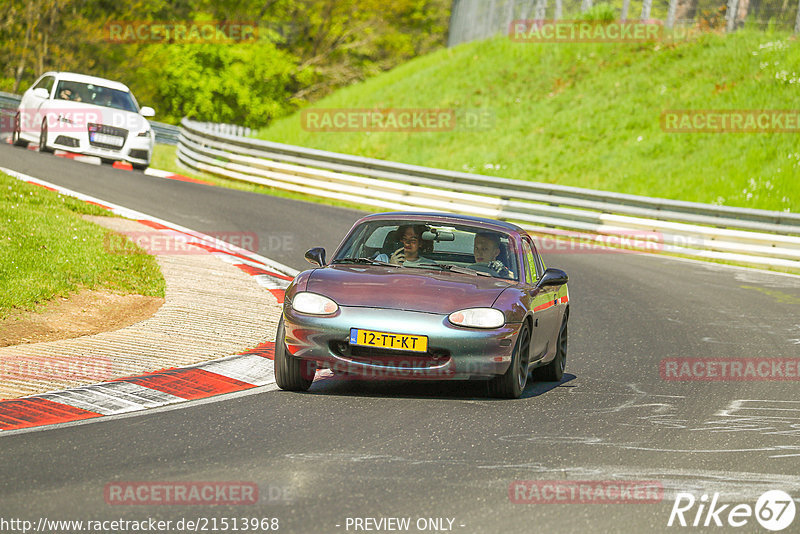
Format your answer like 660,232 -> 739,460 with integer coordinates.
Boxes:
333,220 -> 519,280
55,80 -> 138,112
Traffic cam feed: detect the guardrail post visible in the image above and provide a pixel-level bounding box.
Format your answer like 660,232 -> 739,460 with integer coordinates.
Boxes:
581,0 -> 593,12
555,0 -> 562,19
621,0 -> 630,19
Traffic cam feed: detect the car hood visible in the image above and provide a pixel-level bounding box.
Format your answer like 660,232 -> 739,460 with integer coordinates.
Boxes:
305,265 -> 512,314
47,100 -> 149,132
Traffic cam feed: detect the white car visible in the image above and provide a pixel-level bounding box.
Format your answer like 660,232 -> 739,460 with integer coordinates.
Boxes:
12,71 -> 155,169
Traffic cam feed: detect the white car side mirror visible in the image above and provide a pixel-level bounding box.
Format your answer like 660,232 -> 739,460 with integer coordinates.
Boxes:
140,106 -> 155,117
32,88 -> 50,100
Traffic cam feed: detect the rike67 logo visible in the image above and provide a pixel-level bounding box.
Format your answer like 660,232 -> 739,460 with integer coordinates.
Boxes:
668,490 -> 796,531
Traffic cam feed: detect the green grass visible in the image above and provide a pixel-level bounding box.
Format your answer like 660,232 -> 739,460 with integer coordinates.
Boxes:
0,172 -> 165,319
253,28 -> 799,214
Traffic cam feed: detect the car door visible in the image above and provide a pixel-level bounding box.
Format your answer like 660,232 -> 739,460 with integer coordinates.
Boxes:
19,75 -> 54,140
522,236 -> 559,360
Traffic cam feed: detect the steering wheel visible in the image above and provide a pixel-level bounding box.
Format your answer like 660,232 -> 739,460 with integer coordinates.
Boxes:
468,262 -> 497,275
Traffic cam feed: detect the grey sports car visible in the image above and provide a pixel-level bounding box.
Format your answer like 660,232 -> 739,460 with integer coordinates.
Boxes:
274,212 -> 569,398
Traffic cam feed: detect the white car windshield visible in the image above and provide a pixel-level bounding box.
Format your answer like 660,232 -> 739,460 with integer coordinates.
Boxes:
55,80 -> 138,113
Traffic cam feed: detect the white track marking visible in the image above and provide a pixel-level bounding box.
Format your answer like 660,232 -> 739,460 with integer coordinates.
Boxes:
38,382 -> 185,415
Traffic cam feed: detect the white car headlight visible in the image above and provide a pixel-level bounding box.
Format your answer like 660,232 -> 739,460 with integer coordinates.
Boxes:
448,308 -> 505,329
291,292 -> 339,315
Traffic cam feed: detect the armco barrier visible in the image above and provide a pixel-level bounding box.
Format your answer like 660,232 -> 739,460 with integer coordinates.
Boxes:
173,117 -> 796,270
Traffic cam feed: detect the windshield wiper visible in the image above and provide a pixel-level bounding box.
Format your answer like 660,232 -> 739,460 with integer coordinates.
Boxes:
332,257 -> 400,267
407,263 -> 492,277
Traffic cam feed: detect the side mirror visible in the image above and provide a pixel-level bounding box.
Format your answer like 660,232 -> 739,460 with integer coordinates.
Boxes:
32,88 -> 50,100
140,106 -> 155,117
305,247 -> 326,267
535,268 -> 568,289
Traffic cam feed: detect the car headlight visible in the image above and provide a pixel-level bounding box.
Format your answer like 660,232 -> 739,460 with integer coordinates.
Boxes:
291,292 -> 339,315
448,308 -> 505,329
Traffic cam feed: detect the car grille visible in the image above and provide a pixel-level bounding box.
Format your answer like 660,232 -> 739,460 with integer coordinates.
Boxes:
87,123 -> 128,150
54,136 -> 79,148
331,342 -> 450,369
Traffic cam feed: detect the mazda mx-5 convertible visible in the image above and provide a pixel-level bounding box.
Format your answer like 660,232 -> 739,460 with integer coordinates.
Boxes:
274,212 -> 569,398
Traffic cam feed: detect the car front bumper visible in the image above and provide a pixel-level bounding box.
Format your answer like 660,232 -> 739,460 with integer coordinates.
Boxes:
283,306 -> 520,380
50,130 -> 153,165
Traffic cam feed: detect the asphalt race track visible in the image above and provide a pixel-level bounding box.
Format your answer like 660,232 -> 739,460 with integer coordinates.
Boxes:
1,143 -> 799,533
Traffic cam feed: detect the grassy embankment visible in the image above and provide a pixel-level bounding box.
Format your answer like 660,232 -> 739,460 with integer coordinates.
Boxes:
0,172 -> 165,319
248,28 -> 798,214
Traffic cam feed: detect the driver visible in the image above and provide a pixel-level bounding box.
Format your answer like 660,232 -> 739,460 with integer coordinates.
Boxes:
472,232 -> 512,278
376,224 -> 435,266
59,88 -> 81,101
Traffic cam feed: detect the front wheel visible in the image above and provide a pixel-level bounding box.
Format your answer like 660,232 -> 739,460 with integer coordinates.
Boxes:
488,321 -> 530,399
12,113 -> 28,147
39,119 -> 54,153
274,317 -> 314,391
536,314 -> 567,382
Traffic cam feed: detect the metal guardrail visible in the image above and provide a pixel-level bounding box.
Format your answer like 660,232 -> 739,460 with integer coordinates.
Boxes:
0,91 -> 180,145
176,118 -> 800,270
0,91 -> 20,111
150,122 -> 180,145
187,121 -> 252,137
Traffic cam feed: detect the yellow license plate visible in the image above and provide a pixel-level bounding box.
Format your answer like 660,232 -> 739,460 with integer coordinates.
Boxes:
349,329 -> 428,352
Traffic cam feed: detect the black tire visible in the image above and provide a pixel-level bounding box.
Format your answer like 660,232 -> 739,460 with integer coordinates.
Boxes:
39,119 -> 54,153
488,321 -> 531,399
12,113 -> 28,147
536,314 -> 568,382
274,317 -> 314,391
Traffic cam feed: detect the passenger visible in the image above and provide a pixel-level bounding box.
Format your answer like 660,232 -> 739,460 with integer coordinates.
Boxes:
98,92 -> 113,107
377,224 -> 435,266
472,232 -> 512,278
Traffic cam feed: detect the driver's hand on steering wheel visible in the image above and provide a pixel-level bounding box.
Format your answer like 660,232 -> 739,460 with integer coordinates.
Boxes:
488,260 -> 506,274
